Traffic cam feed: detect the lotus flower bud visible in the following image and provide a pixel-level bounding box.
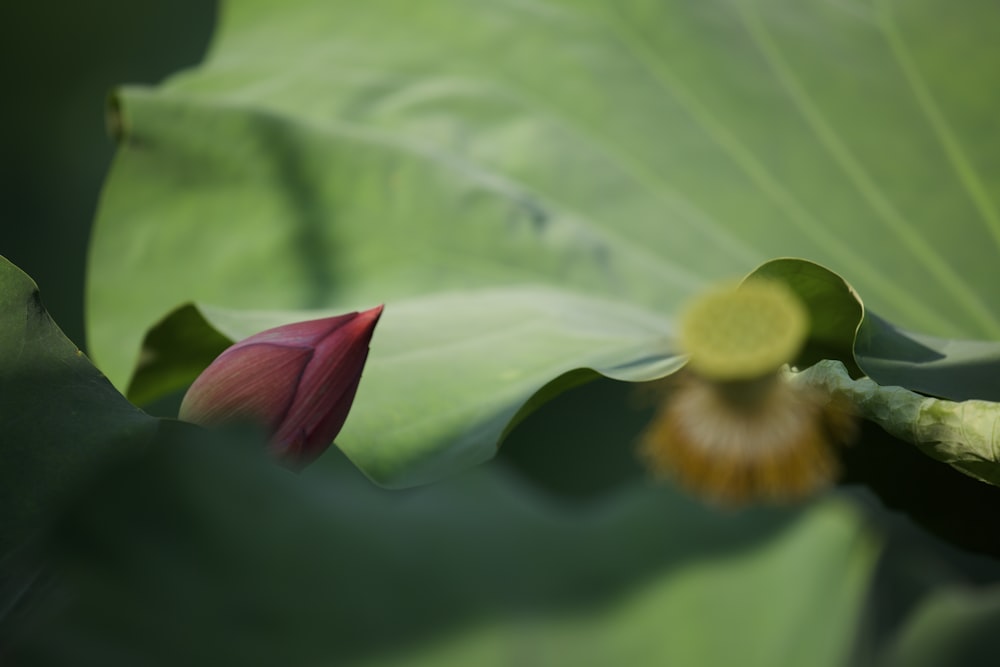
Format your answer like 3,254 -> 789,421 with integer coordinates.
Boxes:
179,305 -> 383,467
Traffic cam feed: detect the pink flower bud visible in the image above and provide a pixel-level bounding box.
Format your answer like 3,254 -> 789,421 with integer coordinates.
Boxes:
178,305 -> 383,467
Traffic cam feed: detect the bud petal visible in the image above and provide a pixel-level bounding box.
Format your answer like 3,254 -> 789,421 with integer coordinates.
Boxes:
179,305 -> 383,467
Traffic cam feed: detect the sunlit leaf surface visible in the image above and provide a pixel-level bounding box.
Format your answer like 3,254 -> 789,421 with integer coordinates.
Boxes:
88,0 -> 1000,482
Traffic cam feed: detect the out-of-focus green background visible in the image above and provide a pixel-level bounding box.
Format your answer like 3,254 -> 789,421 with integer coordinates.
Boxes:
0,0 -> 216,350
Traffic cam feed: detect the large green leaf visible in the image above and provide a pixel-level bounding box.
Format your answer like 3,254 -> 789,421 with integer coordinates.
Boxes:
856,314 -> 1000,402
88,0 -> 1000,484
2,423 -> 879,667
0,257 -> 157,556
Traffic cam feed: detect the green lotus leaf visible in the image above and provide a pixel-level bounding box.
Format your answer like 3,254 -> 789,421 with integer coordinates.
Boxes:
0,257 -> 157,555
879,586 -> 1000,667
793,360 -> 1000,487
1,424 -> 879,667
88,0 -> 1000,484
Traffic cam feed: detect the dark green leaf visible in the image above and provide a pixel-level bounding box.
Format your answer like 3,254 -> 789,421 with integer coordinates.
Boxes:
0,257 -> 157,555
880,587 -> 1000,667
4,422 -> 878,667
857,314 -> 1000,402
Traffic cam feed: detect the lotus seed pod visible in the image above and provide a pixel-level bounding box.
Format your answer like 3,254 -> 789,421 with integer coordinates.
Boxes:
638,279 -> 856,505
679,279 -> 809,381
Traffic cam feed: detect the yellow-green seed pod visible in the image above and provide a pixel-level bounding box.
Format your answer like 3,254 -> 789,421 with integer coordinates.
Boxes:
678,279 -> 809,381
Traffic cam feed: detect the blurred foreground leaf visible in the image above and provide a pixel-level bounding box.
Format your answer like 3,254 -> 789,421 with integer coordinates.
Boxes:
880,586 -> 1000,667
0,257 -> 156,556
1,260 -> 997,667
4,423 -> 878,667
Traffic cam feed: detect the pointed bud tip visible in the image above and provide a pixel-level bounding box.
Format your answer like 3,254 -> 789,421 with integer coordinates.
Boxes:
359,303 -> 384,324
179,304 -> 385,470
